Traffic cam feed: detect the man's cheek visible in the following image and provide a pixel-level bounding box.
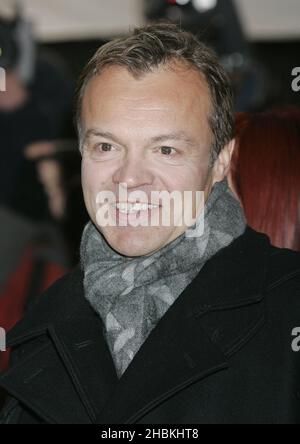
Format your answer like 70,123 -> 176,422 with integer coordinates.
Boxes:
82,163 -> 103,191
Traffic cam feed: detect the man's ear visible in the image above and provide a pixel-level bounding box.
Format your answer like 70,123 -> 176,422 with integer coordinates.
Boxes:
212,139 -> 235,184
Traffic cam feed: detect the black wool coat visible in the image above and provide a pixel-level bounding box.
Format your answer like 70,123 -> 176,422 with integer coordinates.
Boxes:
1,227 -> 300,424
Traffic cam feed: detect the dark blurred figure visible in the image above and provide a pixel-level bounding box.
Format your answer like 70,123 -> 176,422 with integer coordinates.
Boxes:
229,108 -> 300,251
0,13 -> 72,216
145,0 -> 248,56
145,0 -> 269,110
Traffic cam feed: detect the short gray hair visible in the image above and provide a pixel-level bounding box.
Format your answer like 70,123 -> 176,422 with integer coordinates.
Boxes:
75,23 -> 235,162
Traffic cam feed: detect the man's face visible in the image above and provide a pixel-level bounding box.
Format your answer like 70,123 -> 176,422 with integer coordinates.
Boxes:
81,62 -> 221,257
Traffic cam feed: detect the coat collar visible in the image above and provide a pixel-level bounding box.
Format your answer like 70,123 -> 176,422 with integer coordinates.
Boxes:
0,227 -> 269,424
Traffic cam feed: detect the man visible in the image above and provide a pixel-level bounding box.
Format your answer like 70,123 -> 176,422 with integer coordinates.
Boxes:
1,23 -> 300,424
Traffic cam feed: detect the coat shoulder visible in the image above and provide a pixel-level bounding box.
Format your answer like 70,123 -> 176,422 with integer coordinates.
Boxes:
264,244 -> 300,321
266,244 -> 300,290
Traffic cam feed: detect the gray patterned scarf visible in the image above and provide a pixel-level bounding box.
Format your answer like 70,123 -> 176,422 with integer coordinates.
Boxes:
80,178 -> 246,378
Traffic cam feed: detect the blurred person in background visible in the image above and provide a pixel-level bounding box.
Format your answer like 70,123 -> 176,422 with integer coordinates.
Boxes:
0,11 -> 74,406
229,108 -> 300,251
145,0 -> 269,111
0,10 -> 74,299
0,15 -> 70,210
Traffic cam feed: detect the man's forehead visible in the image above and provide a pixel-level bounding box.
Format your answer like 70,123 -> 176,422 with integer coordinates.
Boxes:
83,62 -> 211,105
82,69 -> 211,133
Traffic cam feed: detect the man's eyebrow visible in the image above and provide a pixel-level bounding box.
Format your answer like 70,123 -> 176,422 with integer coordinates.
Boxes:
149,132 -> 197,147
83,129 -> 122,145
83,129 -> 197,147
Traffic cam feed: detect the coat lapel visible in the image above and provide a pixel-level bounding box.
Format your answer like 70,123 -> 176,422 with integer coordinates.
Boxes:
0,313 -> 119,423
0,340 -> 94,424
48,315 -> 118,422
96,287 -> 230,424
0,269 -> 119,424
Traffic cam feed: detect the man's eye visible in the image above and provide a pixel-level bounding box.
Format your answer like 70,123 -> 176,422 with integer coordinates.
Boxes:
98,143 -> 113,152
88,143 -> 115,159
160,146 -> 176,156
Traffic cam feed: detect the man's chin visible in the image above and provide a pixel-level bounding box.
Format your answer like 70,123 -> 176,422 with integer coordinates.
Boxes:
99,226 -> 176,258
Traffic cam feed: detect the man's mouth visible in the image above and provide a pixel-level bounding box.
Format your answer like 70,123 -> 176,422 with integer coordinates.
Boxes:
111,202 -> 160,214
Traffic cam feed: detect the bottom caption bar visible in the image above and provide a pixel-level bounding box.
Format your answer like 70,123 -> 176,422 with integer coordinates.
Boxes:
98,426 -> 201,440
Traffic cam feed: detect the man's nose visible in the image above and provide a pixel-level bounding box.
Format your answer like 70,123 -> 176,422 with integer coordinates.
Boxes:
112,154 -> 153,189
